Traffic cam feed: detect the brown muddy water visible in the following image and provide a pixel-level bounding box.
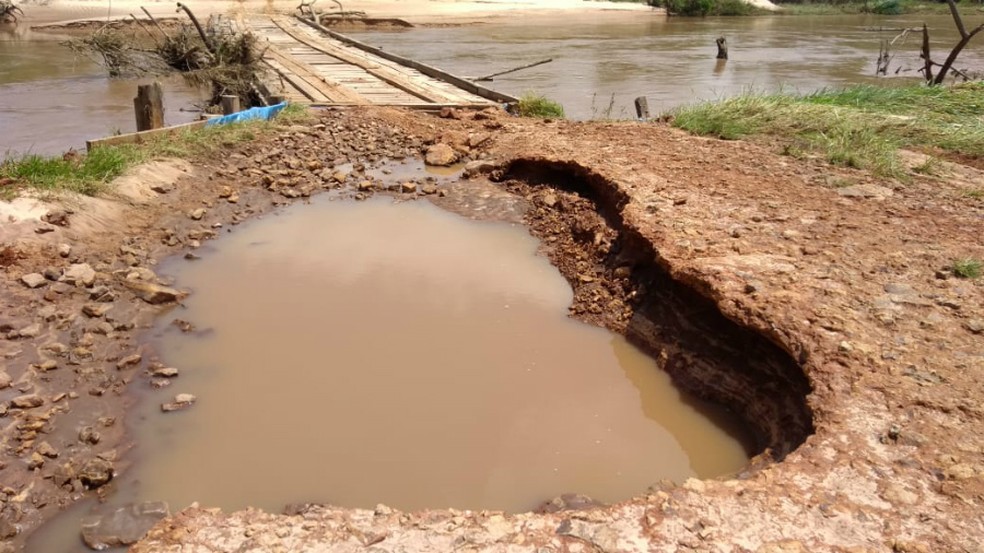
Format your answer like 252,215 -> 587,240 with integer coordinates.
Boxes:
27,191 -> 751,551
0,27 -> 205,156
348,13 -> 984,118
4,13 -> 984,153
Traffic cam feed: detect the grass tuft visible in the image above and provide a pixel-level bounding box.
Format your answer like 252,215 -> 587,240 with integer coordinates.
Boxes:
952,258 -> 982,279
517,92 -> 565,119
671,83 -> 984,178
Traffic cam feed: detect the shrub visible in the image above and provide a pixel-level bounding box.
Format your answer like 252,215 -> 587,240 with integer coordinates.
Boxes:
952,258 -> 982,279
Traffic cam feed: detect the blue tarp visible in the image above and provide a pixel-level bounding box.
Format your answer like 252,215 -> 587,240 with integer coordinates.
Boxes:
205,102 -> 288,126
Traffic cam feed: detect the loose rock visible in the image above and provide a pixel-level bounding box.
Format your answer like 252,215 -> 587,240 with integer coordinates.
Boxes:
463,159 -> 497,177
61,263 -> 96,287
79,458 -> 114,489
16,323 -> 42,338
79,426 -> 101,445
42,208 -> 70,226
20,273 -> 47,288
11,394 -> 44,409
37,441 -> 58,459
150,367 -> 180,378
162,393 -> 196,412
81,502 -> 170,550
123,281 -> 187,305
82,304 -> 112,318
424,143 -> 458,166
117,354 -> 143,370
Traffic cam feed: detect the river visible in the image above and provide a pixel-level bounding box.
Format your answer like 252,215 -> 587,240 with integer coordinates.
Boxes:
347,13 -> 984,118
2,13 -> 981,154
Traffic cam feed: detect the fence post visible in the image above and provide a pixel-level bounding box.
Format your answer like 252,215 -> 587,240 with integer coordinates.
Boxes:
134,82 -> 165,132
634,96 -> 650,120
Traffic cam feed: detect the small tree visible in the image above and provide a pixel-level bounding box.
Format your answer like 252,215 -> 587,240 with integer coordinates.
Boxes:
925,0 -> 984,85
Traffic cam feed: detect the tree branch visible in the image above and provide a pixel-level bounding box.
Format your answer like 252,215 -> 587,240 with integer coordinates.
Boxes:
933,23 -> 984,85
946,0 -> 968,39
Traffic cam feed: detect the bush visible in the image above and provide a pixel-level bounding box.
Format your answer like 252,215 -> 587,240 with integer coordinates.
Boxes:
516,92 -> 565,119
867,0 -> 902,14
952,258 -> 982,279
657,0 -> 759,15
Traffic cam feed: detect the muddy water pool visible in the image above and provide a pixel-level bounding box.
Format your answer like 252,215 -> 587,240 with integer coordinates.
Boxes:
348,13 -> 984,118
28,191 -> 751,551
0,27 -> 206,156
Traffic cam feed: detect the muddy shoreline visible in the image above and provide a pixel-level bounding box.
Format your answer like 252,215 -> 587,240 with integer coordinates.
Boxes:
1,106 -> 983,552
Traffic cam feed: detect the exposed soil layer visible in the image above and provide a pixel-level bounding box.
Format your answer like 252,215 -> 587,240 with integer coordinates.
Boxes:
0,106 -> 982,553
494,160 -> 813,459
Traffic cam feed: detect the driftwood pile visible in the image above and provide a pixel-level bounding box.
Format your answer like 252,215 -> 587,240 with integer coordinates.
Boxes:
1,0 -> 23,23
66,3 -> 269,108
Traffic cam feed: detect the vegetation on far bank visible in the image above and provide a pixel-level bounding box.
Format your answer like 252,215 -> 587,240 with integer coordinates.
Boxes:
776,0 -> 981,15
0,104 -> 311,199
623,0 -> 976,15
670,83 -> 984,178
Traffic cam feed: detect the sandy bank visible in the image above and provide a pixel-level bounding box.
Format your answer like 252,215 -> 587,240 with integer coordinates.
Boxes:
17,0 -> 657,27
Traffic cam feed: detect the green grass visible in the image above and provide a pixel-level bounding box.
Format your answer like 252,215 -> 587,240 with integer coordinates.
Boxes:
0,146 -> 143,196
0,103 -> 312,197
952,258 -> 982,279
516,92 -> 565,119
670,83 -> 984,177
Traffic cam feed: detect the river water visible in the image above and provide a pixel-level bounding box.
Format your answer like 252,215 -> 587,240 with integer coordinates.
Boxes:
0,26 -> 205,156
348,13 -> 984,118
3,14 -> 981,153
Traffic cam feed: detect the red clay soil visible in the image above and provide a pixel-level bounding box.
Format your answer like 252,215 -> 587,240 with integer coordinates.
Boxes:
1,107 -> 982,553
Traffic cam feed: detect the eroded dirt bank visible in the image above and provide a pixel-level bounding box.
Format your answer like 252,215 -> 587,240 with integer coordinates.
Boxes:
1,107 -> 982,552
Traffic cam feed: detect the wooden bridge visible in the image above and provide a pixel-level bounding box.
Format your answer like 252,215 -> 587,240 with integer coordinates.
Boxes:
245,15 -> 515,109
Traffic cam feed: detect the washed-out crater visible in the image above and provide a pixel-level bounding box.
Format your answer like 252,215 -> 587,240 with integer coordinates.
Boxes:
27,156 -> 817,553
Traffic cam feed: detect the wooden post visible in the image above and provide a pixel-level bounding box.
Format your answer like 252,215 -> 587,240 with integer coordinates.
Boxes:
716,37 -> 728,60
634,96 -> 650,120
221,95 -> 241,115
134,82 -> 165,132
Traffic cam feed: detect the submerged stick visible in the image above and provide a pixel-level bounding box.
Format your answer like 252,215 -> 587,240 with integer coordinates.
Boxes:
475,58 -> 552,82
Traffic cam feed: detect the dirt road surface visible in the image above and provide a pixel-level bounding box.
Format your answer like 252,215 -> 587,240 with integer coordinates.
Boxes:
1,106 -> 982,552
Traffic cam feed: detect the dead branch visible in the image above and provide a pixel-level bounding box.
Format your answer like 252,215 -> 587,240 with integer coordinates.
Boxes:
129,14 -> 160,46
141,6 -> 172,41
863,26 -> 922,32
176,2 -> 215,55
921,23 -> 932,81
0,0 -> 24,23
932,0 -> 984,85
475,58 -> 552,82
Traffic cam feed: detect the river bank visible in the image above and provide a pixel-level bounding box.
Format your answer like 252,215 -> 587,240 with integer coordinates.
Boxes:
11,0 -> 656,27
0,93 -> 982,551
